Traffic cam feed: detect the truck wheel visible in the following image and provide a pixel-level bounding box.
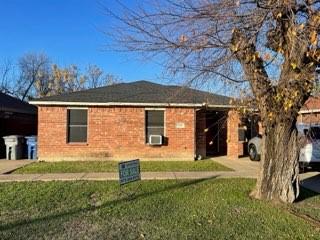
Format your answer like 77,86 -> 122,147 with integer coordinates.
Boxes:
249,144 -> 260,161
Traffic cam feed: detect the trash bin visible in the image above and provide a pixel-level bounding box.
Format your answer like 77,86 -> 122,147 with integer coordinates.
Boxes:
2,135 -> 24,160
25,136 -> 37,160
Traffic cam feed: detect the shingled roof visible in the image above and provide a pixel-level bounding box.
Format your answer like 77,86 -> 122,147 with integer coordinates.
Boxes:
30,81 -> 232,107
0,92 -> 37,114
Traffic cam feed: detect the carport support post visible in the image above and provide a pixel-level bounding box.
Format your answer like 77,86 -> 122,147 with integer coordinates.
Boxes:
227,110 -> 240,160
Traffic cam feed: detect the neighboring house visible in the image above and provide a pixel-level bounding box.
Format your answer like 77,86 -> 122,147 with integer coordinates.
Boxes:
0,92 -> 37,158
30,81 -> 253,161
298,96 -> 320,125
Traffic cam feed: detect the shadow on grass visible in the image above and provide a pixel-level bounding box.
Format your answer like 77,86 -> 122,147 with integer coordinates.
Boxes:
296,187 -> 320,203
0,176 -> 217,232
297,173 -> 320,202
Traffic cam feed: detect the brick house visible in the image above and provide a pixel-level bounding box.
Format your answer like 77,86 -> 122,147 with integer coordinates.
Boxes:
298,96 -> 320,125
0,92 -> 37,158
30,81 -> 254,161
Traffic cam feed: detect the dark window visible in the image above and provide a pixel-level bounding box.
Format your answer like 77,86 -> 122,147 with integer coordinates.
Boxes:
310,127 -> 320,140
146,110 -> 164,143
238,128 -> 246,142
67,109 -> 88,143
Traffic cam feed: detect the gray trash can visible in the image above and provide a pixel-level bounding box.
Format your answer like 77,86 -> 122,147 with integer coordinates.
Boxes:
2,135 -> 24,160
25,136 -> 37,160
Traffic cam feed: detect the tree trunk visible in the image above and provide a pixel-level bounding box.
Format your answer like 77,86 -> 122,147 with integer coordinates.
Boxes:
252,120 -> 300,203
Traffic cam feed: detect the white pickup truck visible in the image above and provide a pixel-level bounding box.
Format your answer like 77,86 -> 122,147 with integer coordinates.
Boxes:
247,124 -> 320,170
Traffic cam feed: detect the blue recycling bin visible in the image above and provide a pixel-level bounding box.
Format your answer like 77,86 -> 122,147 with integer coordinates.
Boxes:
25,136 -> 37,160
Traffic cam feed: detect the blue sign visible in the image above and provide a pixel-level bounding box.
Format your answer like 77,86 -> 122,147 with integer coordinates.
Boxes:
118,159 -> 141,185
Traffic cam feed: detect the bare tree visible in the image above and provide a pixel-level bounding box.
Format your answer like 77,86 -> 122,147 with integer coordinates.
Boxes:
0,59 -> 14,94
17,53 -> 51,100
46,64 -> 121,95
6,53 -> 121,99
86,64 -> 122,88
86,64 -> 104,88
107,0 -> 320,203
104,73 -> 122,86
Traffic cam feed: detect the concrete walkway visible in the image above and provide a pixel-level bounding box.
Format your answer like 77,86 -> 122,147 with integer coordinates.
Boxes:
0,170 -> 258,182
0,160 -> 34,174
0,157 -> 259,182
212,156 -> 259,176
1,157 -> 320,196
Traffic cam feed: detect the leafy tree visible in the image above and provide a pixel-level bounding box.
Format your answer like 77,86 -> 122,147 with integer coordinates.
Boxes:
47,64 -> 87,96
108,0 -> 320,203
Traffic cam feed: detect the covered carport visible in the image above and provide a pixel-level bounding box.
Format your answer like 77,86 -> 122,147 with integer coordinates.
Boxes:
0,93 -> 37,158
195,107 -> 260,160
196,108 -> 228,158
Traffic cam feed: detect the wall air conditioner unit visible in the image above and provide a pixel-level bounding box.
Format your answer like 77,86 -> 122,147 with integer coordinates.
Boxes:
149,135 -> 163,145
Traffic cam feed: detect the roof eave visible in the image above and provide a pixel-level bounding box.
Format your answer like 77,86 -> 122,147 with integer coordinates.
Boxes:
299,109 -> 320,114
0,106 -> 37,115
29,101 -> 235,108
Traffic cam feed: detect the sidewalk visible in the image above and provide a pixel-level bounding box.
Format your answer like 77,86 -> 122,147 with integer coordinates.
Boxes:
1,158 -> 319,196
0,160 -> 33,174
0,171 -> 257,182
0,157 -> 259,182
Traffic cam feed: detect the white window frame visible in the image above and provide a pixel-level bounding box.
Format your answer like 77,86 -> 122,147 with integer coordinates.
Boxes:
66,107 -> 89,143
145,108 -> 166,144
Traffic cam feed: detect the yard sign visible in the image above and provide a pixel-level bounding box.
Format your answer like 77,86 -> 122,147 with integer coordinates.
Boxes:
118,159 -> 141,185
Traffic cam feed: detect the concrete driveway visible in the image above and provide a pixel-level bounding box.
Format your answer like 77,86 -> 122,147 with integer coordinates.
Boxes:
212,156 -> 259,178
0,160 -> 34,174
214,157 -> 320,194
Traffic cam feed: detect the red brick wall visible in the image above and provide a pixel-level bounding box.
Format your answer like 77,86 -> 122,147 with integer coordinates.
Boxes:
38,106 -> 195,161
301,97 -> 320,111
298,113 -> 320,125
227,110 -> 240,159
298,96 -> 320,125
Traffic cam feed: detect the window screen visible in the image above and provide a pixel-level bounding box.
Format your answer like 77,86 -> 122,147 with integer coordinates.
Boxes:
146,110 -> 164,143
67,109 -> 88,143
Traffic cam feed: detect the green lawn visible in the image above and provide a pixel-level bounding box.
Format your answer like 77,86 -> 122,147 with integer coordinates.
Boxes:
0,179 -> 320,239
14,160 -> 232,173
294,188 -> 320,222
